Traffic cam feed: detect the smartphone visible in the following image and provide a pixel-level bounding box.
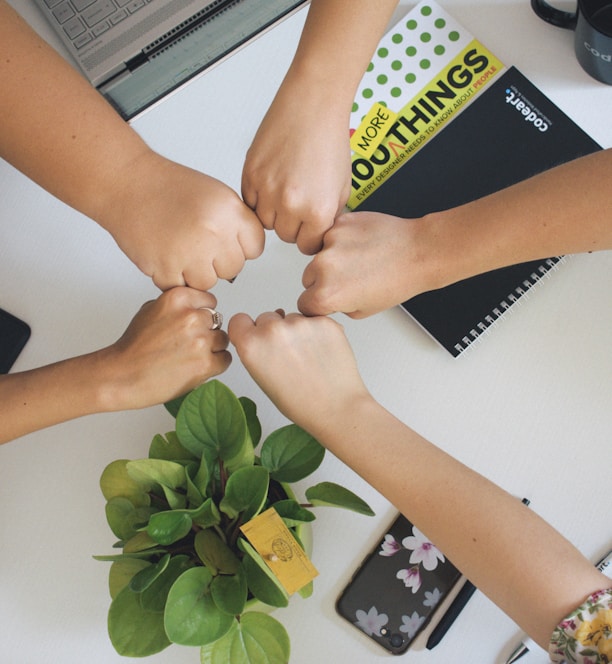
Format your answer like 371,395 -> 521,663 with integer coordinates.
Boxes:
0,308 -> 31,373
336,513 -> 461,655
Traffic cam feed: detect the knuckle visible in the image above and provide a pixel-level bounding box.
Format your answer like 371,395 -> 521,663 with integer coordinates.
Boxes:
163,286 -> 188,307
183,309 -> 203,332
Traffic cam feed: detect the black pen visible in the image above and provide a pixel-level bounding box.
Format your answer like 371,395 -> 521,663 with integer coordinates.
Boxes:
426,578 -> 476,649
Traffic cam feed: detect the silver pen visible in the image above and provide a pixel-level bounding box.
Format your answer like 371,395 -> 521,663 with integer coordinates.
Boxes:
505,637 -> 537,664
504,549 -> 612,664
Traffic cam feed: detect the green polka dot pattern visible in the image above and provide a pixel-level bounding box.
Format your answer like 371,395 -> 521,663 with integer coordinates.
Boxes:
350,1 -> 473,128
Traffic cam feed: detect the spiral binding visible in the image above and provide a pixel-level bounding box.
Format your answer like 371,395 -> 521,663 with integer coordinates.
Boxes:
453,255 -> 567,356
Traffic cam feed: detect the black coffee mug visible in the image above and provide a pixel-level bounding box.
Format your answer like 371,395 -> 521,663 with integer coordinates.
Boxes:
531,0 -> 612,84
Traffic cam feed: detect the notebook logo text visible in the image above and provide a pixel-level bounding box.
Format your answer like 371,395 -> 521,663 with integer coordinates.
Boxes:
504,87 -> 550,132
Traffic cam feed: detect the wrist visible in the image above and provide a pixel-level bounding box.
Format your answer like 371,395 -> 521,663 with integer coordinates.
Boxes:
93,145 -> 160,239
306,390 -> 378,443
283,58 -> 357,117
416,207 -> 489,292
88,346 -> 135,413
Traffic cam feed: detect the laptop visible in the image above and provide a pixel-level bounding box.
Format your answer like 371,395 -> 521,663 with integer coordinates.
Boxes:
34,0 -> 308,119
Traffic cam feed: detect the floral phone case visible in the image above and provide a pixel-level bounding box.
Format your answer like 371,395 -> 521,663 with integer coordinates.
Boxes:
336,513 -> 462,655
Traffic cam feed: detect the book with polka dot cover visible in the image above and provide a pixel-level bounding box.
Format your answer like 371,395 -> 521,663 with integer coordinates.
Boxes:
348,0 -> 504,209
348,2 -> 600,356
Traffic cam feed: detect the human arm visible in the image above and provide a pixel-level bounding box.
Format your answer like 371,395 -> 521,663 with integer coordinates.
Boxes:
298,148 -> 612,317
0,2 -> 263,290
0,287 -> 230,445
228,311 -> 609,649
241,0 -> 399,254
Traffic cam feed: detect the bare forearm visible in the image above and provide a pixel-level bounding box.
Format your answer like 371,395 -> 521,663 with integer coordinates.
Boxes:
0,289 -> 233,445
310,398 -> 608,648
0,2 -> 149,224
0,352 -> 112,445
285,0 -> 398,107
229,312 -> 608,645
427,148 -> 612,290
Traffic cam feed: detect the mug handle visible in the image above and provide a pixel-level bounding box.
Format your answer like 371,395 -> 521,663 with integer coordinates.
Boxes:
530,0 -> 577,29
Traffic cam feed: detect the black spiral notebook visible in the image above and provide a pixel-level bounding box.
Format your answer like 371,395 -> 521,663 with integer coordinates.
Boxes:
356,67 -> 601,357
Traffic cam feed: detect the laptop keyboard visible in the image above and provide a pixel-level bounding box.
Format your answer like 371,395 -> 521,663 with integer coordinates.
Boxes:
42,0 -> 155,49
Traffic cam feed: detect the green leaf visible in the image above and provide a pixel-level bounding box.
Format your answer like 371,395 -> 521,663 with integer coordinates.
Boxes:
223,435 -> 255,474
123,531 -> 159,553
192,454 -> 211,497
239,539 -> 289,608
186,465 -> 204,507
260,425 -> 325,483
100,459 -> 151,507
93,550 -> 165,562
164,393 -> 188,418
126,458 -> 187,492
297,580 -> 313,599
305,482 -> 375,516
175,380 -> 249,462
160,484 -> 187,510
220,466 -> 269,522
191,498 -> 221,529
239,396 -> 261,446
272,500 -> 316,527
164,567 -> 234,646
108,585 -> 170,657
200,612 -> 290,664
211,567 -> 247,615
194,529 -> 241,575
139,555 -> 193,612
129,553 -> 170,592
146,497 -> 220,546
147,510 -> 193,545
149,431 -> 197,462
109,558 -> 151,599
221,397 -> 257,474
105,496 -> 154,540
287,526 -> 310,553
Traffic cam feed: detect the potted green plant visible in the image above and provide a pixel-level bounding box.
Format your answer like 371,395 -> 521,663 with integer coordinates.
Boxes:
95,379 -> 374,663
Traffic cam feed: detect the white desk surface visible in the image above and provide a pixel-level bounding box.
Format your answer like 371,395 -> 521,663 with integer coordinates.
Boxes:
1,2 -> 611,663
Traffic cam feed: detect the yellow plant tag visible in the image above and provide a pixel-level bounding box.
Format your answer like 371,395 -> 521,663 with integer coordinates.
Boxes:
350,102 -> 398,158
240,507 -> 318,595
